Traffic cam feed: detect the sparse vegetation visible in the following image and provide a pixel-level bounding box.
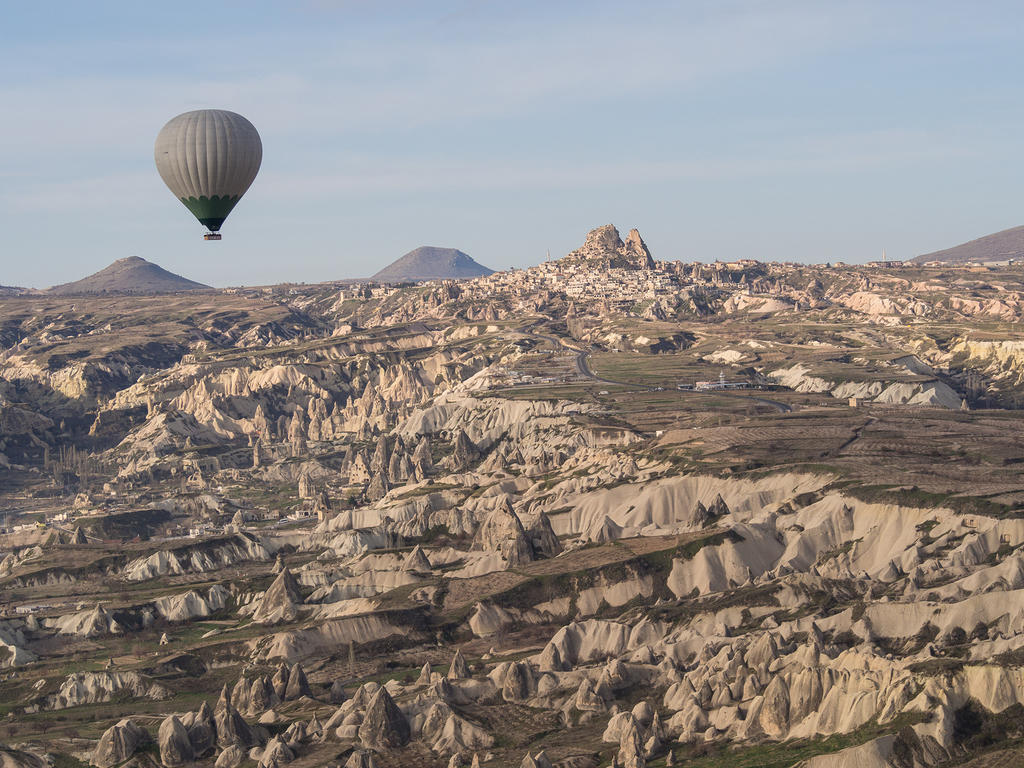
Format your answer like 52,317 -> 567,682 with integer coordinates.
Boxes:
3,251 -> 1024,766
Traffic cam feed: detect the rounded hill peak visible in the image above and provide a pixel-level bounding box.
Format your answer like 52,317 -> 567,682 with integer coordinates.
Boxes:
372,246 -> 494,281
47,256 -> 211,295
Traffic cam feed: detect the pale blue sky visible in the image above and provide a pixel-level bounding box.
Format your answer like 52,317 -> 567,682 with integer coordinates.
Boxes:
3,1 -> 1024,287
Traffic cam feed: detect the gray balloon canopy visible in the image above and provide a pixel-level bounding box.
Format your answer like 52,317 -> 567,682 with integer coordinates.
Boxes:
154,109 -> 262,233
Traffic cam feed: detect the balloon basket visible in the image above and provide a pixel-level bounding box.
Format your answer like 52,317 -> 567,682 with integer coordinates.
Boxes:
204,233 -> 222,241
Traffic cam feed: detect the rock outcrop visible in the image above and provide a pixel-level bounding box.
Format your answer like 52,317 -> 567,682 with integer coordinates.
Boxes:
357,687 -> 410,749
46,671 -> 170,711
214,684 -> 255,749
93,719 -> 150,768
253,568 -> 303,625
158,715 -> 194,767
562,224 -> 655,270
257,736 -> 293,768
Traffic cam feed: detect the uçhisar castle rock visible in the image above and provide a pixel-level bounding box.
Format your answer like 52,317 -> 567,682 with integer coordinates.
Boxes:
562,224 -> 655,270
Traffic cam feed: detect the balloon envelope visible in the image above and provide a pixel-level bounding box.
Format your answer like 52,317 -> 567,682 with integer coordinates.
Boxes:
154,109 -> 262,233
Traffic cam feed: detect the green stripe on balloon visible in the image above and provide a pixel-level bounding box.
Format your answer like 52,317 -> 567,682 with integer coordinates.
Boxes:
180,195 -> 240,232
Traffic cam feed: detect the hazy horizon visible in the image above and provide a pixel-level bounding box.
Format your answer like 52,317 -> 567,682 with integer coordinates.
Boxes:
9,236 -> 884,291
4,1 -> 1024,287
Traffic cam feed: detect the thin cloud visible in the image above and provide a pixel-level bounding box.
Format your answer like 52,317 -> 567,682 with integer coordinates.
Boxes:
0,3 -> 867,155
247,129 -> 976,198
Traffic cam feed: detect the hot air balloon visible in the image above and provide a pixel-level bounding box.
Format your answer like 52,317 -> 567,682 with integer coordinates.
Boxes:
154,109 -> 262,240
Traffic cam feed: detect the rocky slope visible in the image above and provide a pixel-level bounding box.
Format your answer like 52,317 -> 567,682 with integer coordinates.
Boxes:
47,256 -> 211,294
913,224 -> 1024,264
2,236 -> 1024,767
371,247 -> 494,281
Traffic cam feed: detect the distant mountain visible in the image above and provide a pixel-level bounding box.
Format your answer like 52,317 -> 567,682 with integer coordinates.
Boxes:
48,256 -> 211,295
372,247 -> 493,281
912,225 -> 1024,265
